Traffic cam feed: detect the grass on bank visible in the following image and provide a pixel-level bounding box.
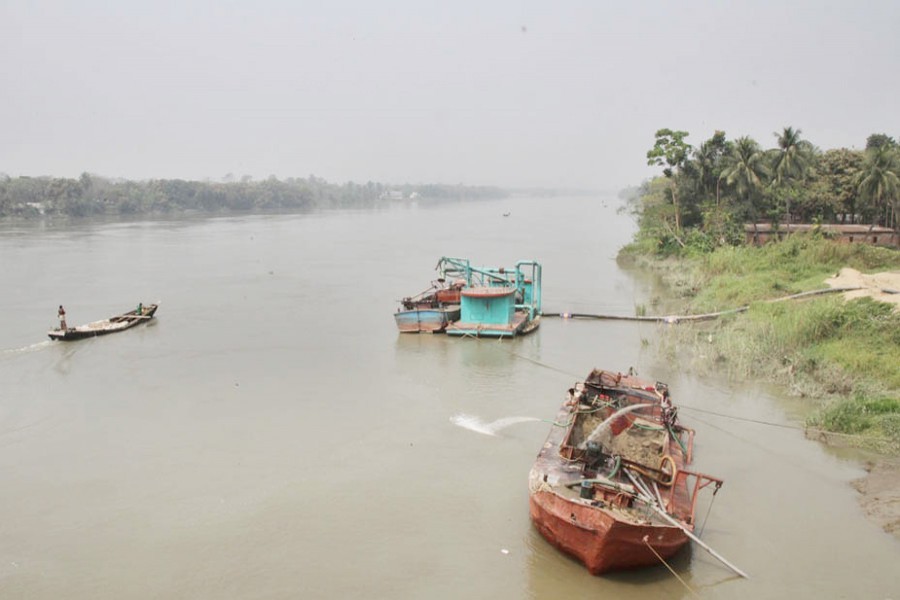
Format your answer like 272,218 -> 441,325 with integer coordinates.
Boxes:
622,234 -> 900,452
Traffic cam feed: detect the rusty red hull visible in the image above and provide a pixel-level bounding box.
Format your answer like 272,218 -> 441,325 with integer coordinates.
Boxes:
528,369 -> 723,576
529,489 -> 688,574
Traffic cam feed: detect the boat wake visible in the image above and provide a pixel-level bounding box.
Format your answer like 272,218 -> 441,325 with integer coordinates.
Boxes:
450,413 -> 540,436
2,341 -> 54,356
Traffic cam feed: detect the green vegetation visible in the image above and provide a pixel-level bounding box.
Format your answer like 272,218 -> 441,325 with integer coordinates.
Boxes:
638,236 -> 900,452
626,128 -> 899,257
0,173 -> 508,219
686,235 -> 898,311
625,126 -> 900,451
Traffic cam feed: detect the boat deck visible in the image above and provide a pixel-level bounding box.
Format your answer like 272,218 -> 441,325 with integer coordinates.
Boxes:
530,398 -> 674,527
445,312 -> 538,337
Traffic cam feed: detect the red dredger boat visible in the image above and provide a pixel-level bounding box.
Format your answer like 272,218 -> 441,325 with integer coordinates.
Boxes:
528,369 -> 725,575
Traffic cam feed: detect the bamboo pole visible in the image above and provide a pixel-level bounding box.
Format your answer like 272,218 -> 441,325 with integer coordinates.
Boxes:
624,469 -> 749,579
650,501 -> 750,579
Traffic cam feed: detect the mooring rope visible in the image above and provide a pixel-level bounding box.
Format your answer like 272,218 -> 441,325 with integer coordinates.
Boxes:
642,535 -> 702,598
501,347 -> 583,379
465,332 -> 889,445
697,487 -> 718,537
680,405 -> 893,442
678,405 -> 800,429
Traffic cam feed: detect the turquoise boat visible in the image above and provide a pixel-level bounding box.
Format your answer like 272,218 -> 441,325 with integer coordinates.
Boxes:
436,257 -> 542,338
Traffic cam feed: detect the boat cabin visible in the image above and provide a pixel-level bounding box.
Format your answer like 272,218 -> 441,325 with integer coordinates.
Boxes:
440,257 -> 542,338
459,286 -> 516,326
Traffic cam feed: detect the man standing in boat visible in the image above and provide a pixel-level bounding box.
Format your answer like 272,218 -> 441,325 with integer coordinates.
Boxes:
58,305 -> 67,330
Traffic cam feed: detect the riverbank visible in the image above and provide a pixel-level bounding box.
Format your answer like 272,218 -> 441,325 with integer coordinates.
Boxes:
621,235 -> 900,539
852,457 -> 900,540
827,268 -> 900,539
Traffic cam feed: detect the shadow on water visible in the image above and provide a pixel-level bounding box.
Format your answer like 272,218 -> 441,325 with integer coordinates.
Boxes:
50,338 -> 86,375
392,331 -> 451,359
392,330 -> 524,376
525,526 -> 704,598
456,337 -> 520,371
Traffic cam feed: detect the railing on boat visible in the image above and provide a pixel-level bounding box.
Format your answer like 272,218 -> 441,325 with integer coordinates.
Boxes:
436,256 -> 542,321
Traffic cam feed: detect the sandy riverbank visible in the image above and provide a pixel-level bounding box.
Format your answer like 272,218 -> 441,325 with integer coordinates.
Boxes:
825,267 -> 900,310
853,458 -> 900,540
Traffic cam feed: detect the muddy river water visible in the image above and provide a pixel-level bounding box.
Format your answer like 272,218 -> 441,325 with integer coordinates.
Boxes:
0,195 -> 897,598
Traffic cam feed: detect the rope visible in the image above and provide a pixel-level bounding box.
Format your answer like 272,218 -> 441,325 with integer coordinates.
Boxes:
473,343 -> 890,447
503,348 -> 582,379
680,405 -> 893,442
679,405 -> 802,430
488,339 -> 890,444
498,345 -> 852,438
698,488 -> 718,537
642,535 -> 702,599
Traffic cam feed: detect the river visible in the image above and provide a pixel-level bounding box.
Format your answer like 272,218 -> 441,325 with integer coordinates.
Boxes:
0,195 -> 896,598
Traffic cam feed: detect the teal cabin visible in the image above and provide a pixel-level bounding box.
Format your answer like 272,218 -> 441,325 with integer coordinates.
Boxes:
460,286 -> 516,325
439,257 -> 542,338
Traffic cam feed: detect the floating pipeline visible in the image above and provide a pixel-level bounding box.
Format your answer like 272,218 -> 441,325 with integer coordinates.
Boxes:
542,286 -> 865,324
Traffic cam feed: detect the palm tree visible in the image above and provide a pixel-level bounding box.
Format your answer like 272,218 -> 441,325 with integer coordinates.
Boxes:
771,127 -> 814,183
720,136 -> 769,217
770,126 -> 815,231
694,130 -> 729,206
856,144 -> 900,230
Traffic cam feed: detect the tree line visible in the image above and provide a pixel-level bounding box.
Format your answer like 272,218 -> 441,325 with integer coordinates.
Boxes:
0,174 -> 508,219
634,128 -> 900,255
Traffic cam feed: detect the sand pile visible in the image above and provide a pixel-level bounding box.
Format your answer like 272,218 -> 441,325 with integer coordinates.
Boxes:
824,268 -> 900,310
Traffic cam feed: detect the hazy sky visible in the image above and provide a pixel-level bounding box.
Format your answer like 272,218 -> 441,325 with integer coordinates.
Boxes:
2,1 -> 898,189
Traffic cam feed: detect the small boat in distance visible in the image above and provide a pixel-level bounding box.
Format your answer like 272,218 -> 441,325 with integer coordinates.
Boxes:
48,303 -> 159,341
529,369 -> 728,575
394,280 -> 463,333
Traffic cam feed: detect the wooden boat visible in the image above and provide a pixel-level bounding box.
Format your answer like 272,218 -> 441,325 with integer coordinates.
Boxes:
394,281 -> 462,333
48,303 -> 159,341
529,369 -> 724,575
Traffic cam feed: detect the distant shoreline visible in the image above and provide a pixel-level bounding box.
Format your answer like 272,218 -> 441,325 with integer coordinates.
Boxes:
0,174 -> 517,221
